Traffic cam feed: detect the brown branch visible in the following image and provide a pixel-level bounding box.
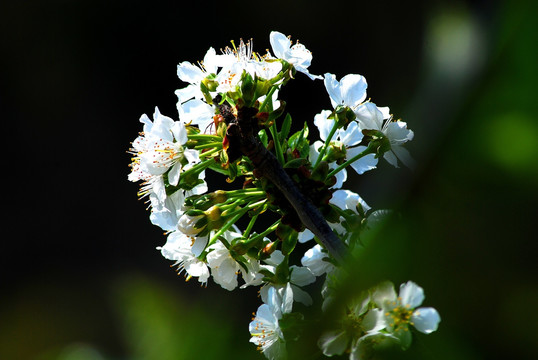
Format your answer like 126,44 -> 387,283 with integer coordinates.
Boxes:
228,105 -> 349,265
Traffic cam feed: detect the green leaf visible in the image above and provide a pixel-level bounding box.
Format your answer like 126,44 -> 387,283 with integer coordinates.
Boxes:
258,129 -> 268,148
280,113 -> 292,144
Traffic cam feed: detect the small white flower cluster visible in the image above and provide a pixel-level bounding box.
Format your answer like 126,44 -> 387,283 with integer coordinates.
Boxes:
319,281 -> 441,359
127,31 -> 435,360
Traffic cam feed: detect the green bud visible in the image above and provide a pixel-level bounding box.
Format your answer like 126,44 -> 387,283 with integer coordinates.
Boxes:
210,190 -> 228,204
186,209 -> 205,217
240,71 -> 256,106
325,141 -> 346,163
204,205 -> 221,222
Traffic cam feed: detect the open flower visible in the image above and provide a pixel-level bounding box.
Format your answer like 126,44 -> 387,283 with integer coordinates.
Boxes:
311,110 -> 377,184
128,107 -> 201,199
269,31 -> 322,80
157,231 -> 210,285
318,291 -> 396,360
249,284 -> 293,360
323,73 -> 368,110
355,102 -> 415,168
259,251 -> 316,306
372,281 -> 441,349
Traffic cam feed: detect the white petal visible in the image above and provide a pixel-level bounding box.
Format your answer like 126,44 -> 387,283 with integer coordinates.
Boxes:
177,99 -> 214,131
355,102 -> 384,130
318,330 -> 349,356
269,31 -> 290,59
175,85 -> 199,104
347,147 -> 378,174
391,145 -> 415,169
177,61 -> 205,84
298,228 -> 314,243
412,307 -> 441,334
333,167 -> 347,189
371,281 -> 397,308
167,162 -> 181,186
340,74 -> 367,109
290,266 -> 316,286
383,151 -> 399,167
323,73 -> 342,109
338,121 -> 363,147
290,284 -> 312,306
399,281 -> 425,308
313,110 -> 334,141
384,121 -> 414,144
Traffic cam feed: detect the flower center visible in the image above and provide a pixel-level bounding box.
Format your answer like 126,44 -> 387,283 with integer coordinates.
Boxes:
386,302 -> 414,331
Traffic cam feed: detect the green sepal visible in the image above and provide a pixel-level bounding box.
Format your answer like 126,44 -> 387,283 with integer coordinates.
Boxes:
362,129 -> 391,157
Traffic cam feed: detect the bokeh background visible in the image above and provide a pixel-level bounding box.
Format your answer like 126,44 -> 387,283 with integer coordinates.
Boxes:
2,0 -> 537,359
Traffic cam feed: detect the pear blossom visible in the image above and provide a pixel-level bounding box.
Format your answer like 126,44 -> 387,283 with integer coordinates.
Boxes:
318,291 -> 396,360
372,281 -> 441,349
259,251 -> 316,306
176,47 -> 231,103
216,39 -> 282,93
323,73 -> 368,110
157,231 -> 210,285
300,189 -> 369,244
128,107 -> 201,198
249,284 -> 293,360
301,244 -> 334,276
311,110 -> 377,182
269,31 -> 322,80
177,98 -> 216,134
355,102 -> 415,168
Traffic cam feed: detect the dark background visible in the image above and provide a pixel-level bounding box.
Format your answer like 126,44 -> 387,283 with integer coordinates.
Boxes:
1,0 -> 537,359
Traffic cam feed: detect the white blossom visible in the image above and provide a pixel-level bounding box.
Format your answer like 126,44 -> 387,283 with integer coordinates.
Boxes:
355,102 -> 415,168
301,244 -> 335,276
323,73 -> 368,110
372,281 -> 441,349
249,284 -> 293,360
128,107 -> 201,202
157,231 -> 210,285
269,31 -> 322,80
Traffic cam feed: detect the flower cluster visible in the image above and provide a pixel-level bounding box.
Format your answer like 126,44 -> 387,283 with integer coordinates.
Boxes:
319,281 -> 440,359
127,31 -> 435,359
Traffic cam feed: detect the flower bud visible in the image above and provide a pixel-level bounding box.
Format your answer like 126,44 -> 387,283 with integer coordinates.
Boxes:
177,213 -> 205,235
209,190 -> 228,204
204,205 -> 221,222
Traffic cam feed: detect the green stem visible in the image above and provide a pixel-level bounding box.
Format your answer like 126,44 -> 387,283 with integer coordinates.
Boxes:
222,199 -> 267,218
194,142 -> 222,150
243,213 -> 259,238
327,142 -> 376,178
188,134 -> 222,141
208,209 -> 248,247
313,120 -> 339,169
248,219 -> 280,243
199,147 -> 220,158
181,158 -> 214,177
259,86 -> 278,113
